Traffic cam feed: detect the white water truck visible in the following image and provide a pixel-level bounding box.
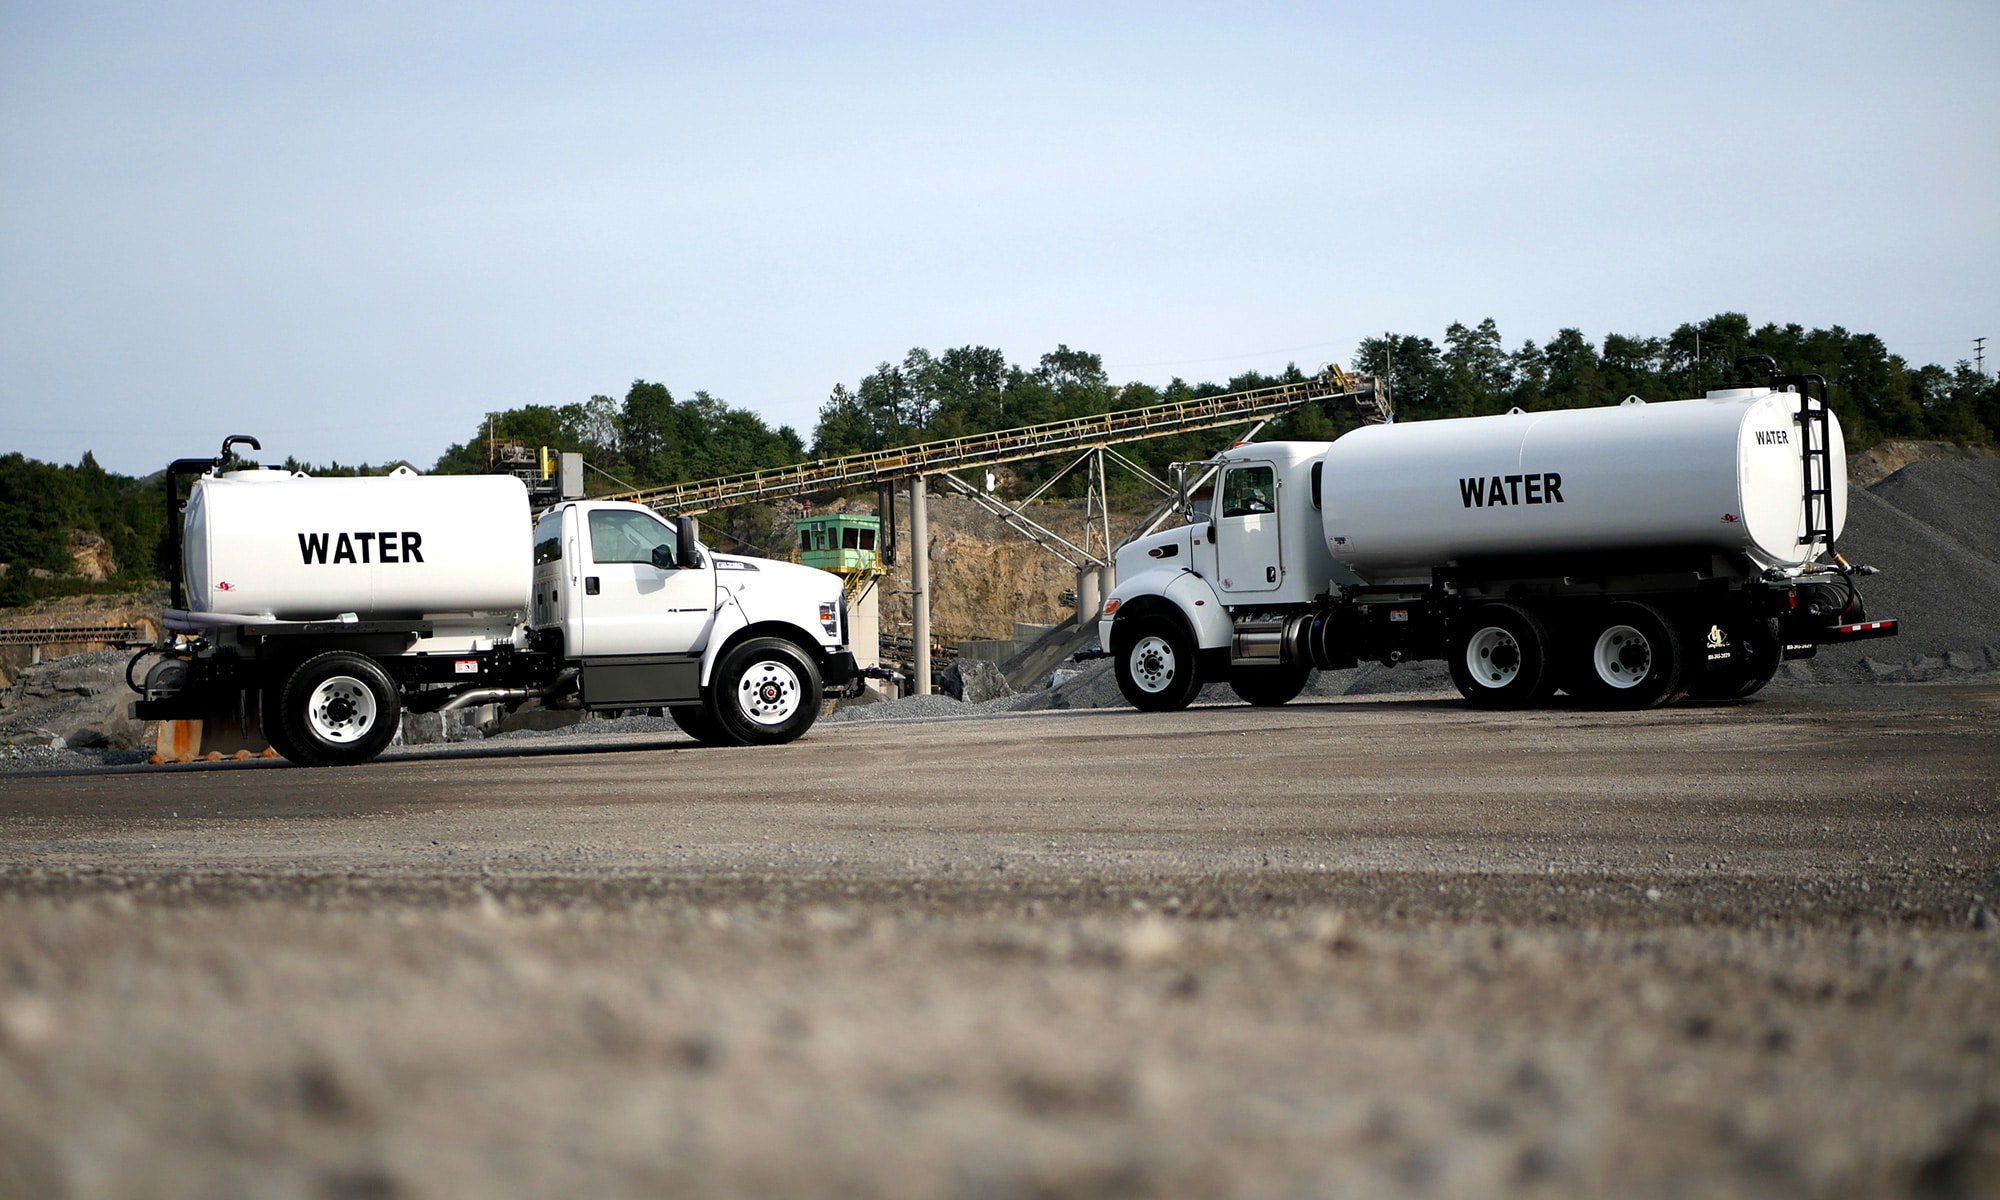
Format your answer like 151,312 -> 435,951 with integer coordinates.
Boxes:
130,437 -> 861,765
1099,358 -> 1899,710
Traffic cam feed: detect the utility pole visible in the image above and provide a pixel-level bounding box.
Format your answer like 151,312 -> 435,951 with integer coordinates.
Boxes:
1977,336 -> 1987,378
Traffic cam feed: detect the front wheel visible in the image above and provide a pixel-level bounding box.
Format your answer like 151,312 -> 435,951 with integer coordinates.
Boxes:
669,702 -> 731,745
1229,664 -> 1310,707
1113,614 -> 1204,712
1567,602 -> 1684,710
1447,603 -> 1552,709
276,651 -> 401,766
711,637 -> 822,745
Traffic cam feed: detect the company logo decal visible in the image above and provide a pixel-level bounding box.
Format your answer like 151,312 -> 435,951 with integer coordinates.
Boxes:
1458,473 -> 1564,508
215,581 -> 233,591
1720,512 -> 1739,524
298,532 -> 425,565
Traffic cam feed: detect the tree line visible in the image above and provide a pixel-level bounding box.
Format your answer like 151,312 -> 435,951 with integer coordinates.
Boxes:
2,312 -> 1994,604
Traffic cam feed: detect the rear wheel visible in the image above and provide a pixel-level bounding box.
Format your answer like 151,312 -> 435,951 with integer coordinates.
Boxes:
1568,603 -> 1684,709
712,637 -> 822,745
277,652 -> 401,766
1686,616 -> 1782,701
1113,614 -> 1203,712
1447,603 -> 1552,709
1229,663 -> 1310,707
260,684 -> 306,763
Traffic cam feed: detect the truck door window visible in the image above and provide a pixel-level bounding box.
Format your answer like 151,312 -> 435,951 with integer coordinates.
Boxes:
588,510 -> 677,565
533,511 -> 564,564
1222,466 -> 1275,517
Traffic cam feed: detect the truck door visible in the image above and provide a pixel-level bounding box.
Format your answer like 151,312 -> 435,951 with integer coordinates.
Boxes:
575,508 -> 716,658
1215,461 -> 1283,595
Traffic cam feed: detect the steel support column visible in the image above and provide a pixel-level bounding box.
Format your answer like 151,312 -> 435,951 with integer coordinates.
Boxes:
910,475 -> 930,695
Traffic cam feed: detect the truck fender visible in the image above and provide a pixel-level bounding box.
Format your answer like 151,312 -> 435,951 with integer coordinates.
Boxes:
1101,569 -> 1230,654
698,586 -> 752,687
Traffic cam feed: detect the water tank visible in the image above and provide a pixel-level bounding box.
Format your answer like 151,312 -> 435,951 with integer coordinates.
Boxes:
183,468 -> 532,619
1319,389 -> 1844,584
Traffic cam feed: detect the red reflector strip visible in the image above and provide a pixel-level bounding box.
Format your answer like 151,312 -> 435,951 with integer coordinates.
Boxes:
1822,619 -> 1899,644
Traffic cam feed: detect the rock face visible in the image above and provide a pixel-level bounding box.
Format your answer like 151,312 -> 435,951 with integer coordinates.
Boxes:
0,649 -> 148,750
870,491 -> 1139,648
940,659 -> 1013,704
68,531 -> 115,582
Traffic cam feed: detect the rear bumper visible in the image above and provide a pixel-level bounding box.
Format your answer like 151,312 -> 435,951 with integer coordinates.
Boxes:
1818,619 -> 1899,644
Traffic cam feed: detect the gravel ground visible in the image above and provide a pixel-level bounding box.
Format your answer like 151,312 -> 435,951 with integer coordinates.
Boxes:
0,687 -> 1996,1198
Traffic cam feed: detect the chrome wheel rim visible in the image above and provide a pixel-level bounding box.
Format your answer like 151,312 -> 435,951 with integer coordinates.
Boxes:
1592,624 -> 1653,689
1129,635 -> 1178,694
1464,626 -> 1523,689
737,659 -> 803,726
307,676 -> 377,743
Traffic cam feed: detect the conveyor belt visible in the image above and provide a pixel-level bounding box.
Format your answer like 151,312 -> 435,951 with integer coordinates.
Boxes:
605,369 -> 1388,515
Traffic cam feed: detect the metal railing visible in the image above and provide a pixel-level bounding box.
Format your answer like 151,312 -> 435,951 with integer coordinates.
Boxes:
0,624 -> 146,646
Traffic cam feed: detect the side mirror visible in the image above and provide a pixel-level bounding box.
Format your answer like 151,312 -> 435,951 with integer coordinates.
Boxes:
674,515 -> 705,569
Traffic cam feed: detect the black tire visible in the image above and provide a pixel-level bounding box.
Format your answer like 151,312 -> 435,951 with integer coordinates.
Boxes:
1446,603 -> 1552,709
669,702 -> 734,746
277,651 -> 401,766
1112,614 -> 1203,712
711,637 -> 822,745
1686,616 -> 1782,701
1567,602 -> 1684,710
260,683 -> 308,764
1229,663 -> 1310,707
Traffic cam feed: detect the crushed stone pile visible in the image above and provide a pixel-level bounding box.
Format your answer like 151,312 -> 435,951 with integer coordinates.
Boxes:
1782,458 -> 2000,685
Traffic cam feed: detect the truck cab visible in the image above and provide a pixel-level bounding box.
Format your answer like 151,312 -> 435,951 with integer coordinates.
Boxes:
529,501 -> 856,738
1102,442 -> 1335,709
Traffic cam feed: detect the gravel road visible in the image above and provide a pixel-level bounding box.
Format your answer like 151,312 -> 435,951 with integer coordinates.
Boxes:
2,684 -> 1997,1199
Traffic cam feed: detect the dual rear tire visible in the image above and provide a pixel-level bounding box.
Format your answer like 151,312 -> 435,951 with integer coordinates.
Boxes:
1446,601 -> 1692,711
1447,604 -> 1555,709
1563,602 -> 1684,709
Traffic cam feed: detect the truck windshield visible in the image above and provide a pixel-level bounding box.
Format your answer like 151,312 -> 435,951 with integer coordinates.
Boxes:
589,509 -> 677,565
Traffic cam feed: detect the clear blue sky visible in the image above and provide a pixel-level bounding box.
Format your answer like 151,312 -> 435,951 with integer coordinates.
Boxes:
3,1 -> 1994,474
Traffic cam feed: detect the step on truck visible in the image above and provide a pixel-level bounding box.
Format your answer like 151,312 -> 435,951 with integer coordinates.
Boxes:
131,437 -> 860,765
1100,359 -> 1899,711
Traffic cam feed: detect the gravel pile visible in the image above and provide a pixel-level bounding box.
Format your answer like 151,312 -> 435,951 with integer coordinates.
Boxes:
1781,459 -> 2000,685
1862,457 -> 2000,566
484,711 -> 678,741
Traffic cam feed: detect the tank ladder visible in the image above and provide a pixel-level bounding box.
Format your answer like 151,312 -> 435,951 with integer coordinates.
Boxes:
1793,373 -> 1835,555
